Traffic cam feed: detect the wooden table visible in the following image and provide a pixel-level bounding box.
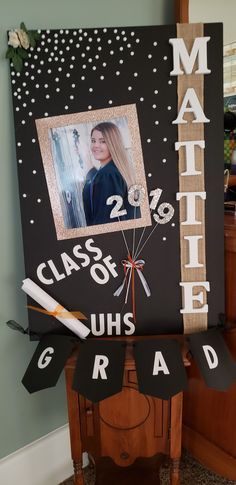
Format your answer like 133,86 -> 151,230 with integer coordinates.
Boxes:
65,338 -> 188,485
182,213 -> 236,480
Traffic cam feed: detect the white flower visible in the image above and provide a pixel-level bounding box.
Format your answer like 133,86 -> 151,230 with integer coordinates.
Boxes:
16,29 -> 30,49
8,30 -> 20,48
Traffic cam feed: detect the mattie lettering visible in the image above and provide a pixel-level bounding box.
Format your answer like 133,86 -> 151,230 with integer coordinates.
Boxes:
36,238 -> 118,286
90,313 -> 135,336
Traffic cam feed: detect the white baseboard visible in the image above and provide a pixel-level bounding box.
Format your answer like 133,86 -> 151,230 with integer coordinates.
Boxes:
0,424 -> 74,485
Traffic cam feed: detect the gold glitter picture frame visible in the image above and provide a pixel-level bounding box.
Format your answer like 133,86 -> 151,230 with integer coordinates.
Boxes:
36,104 -> 151,240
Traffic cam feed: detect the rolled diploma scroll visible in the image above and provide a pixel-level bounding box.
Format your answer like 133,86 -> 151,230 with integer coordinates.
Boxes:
21,278 -> 90,339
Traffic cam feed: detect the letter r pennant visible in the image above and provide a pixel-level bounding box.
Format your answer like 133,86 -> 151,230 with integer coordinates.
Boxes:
188,329 -> 236,391
72,340 -> 125,402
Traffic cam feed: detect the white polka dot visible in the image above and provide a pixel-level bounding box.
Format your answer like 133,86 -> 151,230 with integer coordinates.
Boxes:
116,71 -> 120,76
103,62 -> 107,67
167,106 -> 172,110
128,86 -> 132,91
103,28 -> 107,33
131,32 -> 135,36
17,142 -> 21,147
16,107 -> 20,112
130,51 -> 134,56
92,66 -> 96,71
136,39 -> 140,43
32,170 -> 37,174
81,76 -> 85,80
134,72 -> 138,77
56,88 -> 60,92
70,95 -> 74,100
88,105 -> 92,110
65,105 -> 69,110
152,104 -> 157,109
140,97 -> 144,102
30,220 -> 34,224
98,46 -> 102,51
72,83 -> 76,88
116,35 -> 120,40
31,99 -> 35,103
119,59 -> 123,64
148,173 -> 152,177
162,237 -> 167,241
100,75 -> 104,80
108,39 -> 112,44
29,112 -> 33,116
23,193 -> 27,198
153,68 -> 157,73
18,159 -> 23,164
44,112 -> 48,117
147,139 -> 151,143
163,56 -> 168,60
108,100 -> 113,105
148,54 -> 152,59
89,88 -> 93,92
46,94 -> 50,99
155,120 -> 159,125
168,80 -> 172,85
163,138 -> 167,142
154,90 -> 158,94
21,120 -> 25,125
171,223 -> 175,227
153,41 -> 158,46
162,158 -> 167,163
119,46 -> 124,51
66,73 -> 71,78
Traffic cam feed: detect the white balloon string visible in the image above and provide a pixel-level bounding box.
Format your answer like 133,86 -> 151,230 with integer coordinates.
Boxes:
132,206 -> 137,258
135,221 -> 159,260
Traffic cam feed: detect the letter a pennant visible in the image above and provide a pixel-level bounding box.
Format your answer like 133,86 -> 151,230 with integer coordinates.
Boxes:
73,340 -> 126,402
188,329 -> 236,390
134,339 -> 188,400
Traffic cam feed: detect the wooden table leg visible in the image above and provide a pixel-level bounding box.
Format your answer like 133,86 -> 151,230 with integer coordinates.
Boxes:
169,392 -> 183,485
170,458 -> 180,485
65,365 -> 85,485
73,459 -> 85,485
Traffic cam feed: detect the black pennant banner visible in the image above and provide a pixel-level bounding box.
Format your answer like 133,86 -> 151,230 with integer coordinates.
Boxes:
188,329 -> 236,391
22,334 -> 75,393
134,339 -> 188,400
72,340 -> 125,402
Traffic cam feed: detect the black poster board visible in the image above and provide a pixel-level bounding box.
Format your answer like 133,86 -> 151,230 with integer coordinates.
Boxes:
10,23 -> 224,339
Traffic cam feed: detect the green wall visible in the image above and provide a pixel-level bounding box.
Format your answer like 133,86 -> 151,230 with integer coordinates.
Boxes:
0,0 -> 174,459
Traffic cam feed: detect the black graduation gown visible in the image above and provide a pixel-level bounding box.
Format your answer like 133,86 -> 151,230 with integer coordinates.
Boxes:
83,160 -> 140,226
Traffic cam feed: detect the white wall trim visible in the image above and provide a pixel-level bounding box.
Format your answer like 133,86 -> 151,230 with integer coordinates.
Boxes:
0,424 -> 73,485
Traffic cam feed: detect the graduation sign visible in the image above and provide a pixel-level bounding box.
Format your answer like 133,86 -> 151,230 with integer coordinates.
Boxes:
9,22 -> 224,339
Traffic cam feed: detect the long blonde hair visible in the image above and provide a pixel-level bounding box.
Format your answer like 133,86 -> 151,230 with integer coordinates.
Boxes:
91,121 -> 134,187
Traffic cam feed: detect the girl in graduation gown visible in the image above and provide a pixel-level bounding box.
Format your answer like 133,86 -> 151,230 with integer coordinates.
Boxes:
83,121 -> 140,226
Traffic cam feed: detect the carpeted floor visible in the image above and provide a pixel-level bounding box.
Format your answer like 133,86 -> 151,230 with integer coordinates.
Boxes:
60,451 -> 236,484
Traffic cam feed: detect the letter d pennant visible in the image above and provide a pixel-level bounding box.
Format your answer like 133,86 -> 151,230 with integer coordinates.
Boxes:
188,329 -> 236,391
73,340 -> 126,402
